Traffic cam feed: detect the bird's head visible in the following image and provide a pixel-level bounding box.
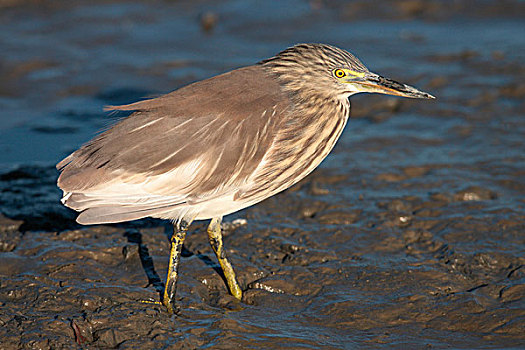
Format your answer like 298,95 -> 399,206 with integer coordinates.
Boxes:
261,43 -> 434,101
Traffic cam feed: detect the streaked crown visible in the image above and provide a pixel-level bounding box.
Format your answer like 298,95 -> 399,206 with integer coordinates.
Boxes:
261,43 -> 370,97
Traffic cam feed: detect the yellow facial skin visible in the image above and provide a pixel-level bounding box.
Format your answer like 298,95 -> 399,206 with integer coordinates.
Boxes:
332,68 -> 366,80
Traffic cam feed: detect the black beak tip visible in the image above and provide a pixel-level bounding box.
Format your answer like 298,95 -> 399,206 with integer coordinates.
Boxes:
421,92 -> 436,99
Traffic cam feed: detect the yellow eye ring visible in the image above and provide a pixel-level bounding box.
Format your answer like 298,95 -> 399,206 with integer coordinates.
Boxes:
334,69 -> 346,78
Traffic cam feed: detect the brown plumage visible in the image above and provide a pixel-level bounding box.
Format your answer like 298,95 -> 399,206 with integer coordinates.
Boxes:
56,43 -> 434,312
57,65 -> 288,224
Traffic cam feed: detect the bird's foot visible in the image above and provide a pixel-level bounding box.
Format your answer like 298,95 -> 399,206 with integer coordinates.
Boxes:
139,298 -> 178,314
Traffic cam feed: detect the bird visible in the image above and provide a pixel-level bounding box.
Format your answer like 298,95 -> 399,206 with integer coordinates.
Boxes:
56,43 -> 434,313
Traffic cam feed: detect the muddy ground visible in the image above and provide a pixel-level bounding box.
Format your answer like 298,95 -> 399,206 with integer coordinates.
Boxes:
0,0 -> 524,349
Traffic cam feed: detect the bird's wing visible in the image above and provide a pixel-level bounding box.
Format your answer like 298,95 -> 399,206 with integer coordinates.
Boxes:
57,65 -> 292,223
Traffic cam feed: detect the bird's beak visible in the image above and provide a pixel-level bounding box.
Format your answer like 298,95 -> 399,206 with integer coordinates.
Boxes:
351,72 -> 435,99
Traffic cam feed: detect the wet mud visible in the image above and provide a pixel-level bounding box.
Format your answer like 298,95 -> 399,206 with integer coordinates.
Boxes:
0,0 -> 524,349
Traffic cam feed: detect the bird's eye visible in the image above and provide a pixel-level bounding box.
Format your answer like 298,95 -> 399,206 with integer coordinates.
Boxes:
334,69 -> 346,78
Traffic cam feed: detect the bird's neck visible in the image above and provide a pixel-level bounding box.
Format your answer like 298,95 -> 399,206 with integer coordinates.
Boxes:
290,89 -> 351,125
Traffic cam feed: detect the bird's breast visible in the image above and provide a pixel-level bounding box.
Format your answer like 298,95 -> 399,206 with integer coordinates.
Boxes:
238,97 -> 349,202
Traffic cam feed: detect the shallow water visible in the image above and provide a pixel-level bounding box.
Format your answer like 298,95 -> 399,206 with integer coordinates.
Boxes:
0,0 -> 524,349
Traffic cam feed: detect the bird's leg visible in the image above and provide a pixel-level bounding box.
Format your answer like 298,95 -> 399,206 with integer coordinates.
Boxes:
207,217 -> 242,300
162,219 -> 190,314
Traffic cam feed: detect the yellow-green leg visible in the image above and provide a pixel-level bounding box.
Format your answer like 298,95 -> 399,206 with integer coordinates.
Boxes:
207,217 -> 242,300
162,220 -> 190,314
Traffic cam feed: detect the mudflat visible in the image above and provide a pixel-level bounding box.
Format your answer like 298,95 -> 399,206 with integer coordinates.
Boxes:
0,1 -> 523,348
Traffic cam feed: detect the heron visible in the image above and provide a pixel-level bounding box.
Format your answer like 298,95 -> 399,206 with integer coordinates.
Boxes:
57,43 -> 434,313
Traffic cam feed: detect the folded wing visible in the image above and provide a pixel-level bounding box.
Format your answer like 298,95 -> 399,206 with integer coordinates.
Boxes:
57,65 -> 291,224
